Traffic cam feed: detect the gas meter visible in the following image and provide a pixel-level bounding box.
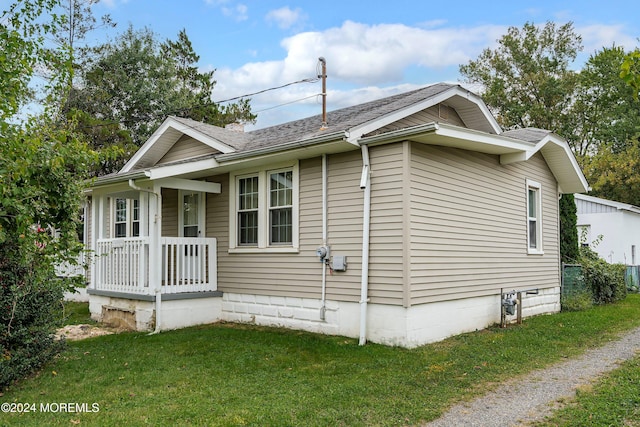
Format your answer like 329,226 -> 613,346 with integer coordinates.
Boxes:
502,291 -> 518,316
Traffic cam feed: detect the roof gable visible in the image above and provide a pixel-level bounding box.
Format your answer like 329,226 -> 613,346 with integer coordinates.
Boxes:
120,116 -> 246,173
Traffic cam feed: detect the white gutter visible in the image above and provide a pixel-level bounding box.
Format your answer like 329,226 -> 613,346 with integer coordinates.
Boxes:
359,145 -> 371,345
128,179 -> 163,334
320,154 -> 328,321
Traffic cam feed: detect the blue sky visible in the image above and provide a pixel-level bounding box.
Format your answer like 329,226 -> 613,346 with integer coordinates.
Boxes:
84,1 -> 639,128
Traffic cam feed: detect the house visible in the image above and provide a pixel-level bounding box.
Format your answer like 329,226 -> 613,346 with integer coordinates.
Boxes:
85,83 -> 588,348
575,194 -> 640,265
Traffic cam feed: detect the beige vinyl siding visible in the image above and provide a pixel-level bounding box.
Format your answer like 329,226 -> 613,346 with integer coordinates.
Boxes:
368,143 -> 406,305
209,154 -> 362,301
325,151 -> 365,302
375,104 -> 465,134
157,135 -> 217,165
161,188 -> 178,237
409,143 -> 559,305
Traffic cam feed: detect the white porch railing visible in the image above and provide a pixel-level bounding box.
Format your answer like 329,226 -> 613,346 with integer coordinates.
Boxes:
93,237 -> 217,295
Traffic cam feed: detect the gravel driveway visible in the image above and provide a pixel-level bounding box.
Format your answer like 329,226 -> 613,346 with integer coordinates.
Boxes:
425,325 -> 640,426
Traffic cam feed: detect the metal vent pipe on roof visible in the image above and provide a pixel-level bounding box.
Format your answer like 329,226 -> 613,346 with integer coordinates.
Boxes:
318,57 -> 327,129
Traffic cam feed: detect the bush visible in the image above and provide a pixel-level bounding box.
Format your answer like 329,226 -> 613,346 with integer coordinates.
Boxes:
579,246 -> 627,305
0,240 -> 72,389
561,289 -> 593,311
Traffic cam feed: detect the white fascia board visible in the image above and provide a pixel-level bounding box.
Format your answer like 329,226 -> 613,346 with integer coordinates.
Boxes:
535,136 -> 589,194
170,121 -> 235,154
121,117 -> 235,173
150,177 -> 221,194
121,118 -> 178,173
433,123 -> 532,154
575,194 -> 640,214
146,157 -> 220,181
346,86 -> 501,144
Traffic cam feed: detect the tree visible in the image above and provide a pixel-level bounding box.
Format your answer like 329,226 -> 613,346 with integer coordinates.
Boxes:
621,49 -> 640,100
1,0 -> 96,389
570,46 -> 640,158
459,21 -> 582,135
68,26 -> 256,174
559,194 -> 579,262
583,142 -> 640,206
460,22 -> 584,263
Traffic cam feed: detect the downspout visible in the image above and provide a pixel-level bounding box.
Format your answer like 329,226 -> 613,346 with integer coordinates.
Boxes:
320,154 -> 328,319
320,154 -> 328,320
128,179 -> 163,334
359,145 -> 371,345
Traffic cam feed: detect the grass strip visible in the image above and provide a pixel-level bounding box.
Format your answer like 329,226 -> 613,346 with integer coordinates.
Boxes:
3,295 -> 640,426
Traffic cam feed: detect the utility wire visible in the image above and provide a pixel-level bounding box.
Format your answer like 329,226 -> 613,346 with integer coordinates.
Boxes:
254,93 -> 321,113
215,77 -> 319,103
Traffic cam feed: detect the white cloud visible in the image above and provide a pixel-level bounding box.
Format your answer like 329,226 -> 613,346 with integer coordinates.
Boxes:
205,0 -> 248,21
265,7 -> 307,30
212,20 -> 637,129
578,24 -> 638,53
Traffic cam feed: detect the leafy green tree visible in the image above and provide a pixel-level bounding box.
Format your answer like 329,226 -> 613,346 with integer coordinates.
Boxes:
459,21 -> 582,135
460,22 -> 583,263
1,0 -> 96,389
583,142 -> 640,206
559,194 -> 579,262
68,26 -> 256,174
621,49 -> 640,99
570,46 -> 640,158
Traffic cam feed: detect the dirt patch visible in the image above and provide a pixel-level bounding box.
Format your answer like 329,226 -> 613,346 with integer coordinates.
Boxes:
55,324 -> 116,341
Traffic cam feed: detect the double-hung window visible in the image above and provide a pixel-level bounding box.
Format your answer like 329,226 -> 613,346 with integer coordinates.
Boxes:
238,176 -> 259,245
269,170 -> 293,245
113,198 -> 140,238
526,179 -> 543,254
231,163 -> 298,252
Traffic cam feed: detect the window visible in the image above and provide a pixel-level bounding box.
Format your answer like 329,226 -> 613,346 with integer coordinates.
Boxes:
114,198 -> 128,238
230,163 -> 298,252
132,199 -> 140,237
269,170 -> 293,245
113,198 -> 140,238
178,191 -> 205,238
182,193 -> 200,237
238,176 -> 259,245
526,180 -> 543,254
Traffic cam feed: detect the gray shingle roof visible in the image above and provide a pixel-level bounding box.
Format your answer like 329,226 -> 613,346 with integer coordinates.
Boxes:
171,82 -> 459,154
502,127 -> 552,143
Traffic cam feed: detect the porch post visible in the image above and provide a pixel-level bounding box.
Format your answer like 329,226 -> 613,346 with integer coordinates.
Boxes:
90,193 -> 105,291
139,191 -> 149,288
147,185 -> 161,292
151,184 -> 163,331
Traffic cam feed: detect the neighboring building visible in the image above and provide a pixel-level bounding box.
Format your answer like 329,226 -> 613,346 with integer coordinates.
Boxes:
575,194 -> 640,265
84,83 -> 588,348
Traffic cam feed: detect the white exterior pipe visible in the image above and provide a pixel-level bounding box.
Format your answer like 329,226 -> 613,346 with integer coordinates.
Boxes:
128,179 -> 163,334
359,145 -> 371,345
320,154 -> 328,320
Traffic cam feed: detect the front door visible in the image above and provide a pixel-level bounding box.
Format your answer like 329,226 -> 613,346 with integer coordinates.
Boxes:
180,192 -> 205,282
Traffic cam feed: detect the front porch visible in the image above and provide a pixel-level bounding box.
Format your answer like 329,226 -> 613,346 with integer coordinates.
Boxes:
92,236 -> 218,296
87,176 -> 223,330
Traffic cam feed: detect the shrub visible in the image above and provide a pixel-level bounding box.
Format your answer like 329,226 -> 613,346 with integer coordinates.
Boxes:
561,289 -> 593,311
0,241 -> 67,388
579,246 -> 627,305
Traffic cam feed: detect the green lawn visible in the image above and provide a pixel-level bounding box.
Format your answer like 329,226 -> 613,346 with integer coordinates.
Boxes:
534,354 -> 640,426
3,295 -> 640,426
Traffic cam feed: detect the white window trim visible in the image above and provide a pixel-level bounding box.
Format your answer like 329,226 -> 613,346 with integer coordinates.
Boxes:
526,179 -> 544,255
111,197 -> 140,238
229,162 -> 299,253
178,190 -> 206,237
